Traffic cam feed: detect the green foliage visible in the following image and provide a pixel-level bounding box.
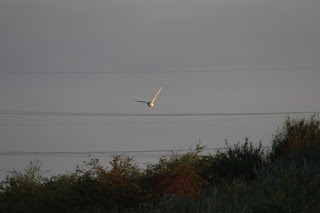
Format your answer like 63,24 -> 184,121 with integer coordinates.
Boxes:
270,115 -> 320,160
1,159 -> 47,194
150,142 -> 320,213
0,159 -> 48,212
73,155 -> 147,210
200,138 -> 266,183
144,144 -> 209,201
44,174 -> 78,212
251,142 -> 320,213
104,154 -> 147,209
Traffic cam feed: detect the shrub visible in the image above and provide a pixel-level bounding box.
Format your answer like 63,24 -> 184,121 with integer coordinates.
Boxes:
200,138 -> 266,183
145,144 -> 209,201
44,174 -> 78,212
104,154 -> 147,209
73,155 -> 146,210
0,159 -> 47,195
0,159 -> 48,212
270,115 -> 320,160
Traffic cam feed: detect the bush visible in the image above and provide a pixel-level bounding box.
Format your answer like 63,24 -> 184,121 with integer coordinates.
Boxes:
270,115 -> 320,160
145,144 -> 209,201
44,174 -> 78,212
104,154 -> 147,209
200,138 -> 266,183
73,155 -> 147,210
0,159 -> 48,212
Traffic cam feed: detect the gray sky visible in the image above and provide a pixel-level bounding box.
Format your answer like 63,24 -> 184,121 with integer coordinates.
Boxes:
0,0 -> 320,177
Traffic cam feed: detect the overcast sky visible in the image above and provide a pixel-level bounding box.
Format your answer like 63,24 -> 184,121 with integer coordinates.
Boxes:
0,0 -> 320,177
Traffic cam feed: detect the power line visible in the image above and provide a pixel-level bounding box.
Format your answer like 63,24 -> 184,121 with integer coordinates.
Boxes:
0,111 -> 318,117
5,65 -> 320,75
0,146 -> 271,157
0,115 -> 287,127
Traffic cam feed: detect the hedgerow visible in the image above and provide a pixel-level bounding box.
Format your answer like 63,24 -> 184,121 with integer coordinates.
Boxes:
0,115 -> 319,212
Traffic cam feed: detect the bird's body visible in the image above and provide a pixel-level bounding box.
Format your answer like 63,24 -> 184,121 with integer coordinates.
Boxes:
133,87 -> 162,108
148,101 -> 155,108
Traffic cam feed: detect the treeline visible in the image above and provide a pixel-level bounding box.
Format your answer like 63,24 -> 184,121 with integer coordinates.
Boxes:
0,115 -> 320,212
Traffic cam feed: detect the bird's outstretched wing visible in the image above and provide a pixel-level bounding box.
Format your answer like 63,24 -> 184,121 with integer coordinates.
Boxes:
131,100 -> 148,104
150,87 -> 162,104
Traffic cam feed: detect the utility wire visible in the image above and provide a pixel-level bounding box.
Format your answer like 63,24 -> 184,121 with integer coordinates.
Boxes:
5,65 -> 320,75
0,115 -> 287,127
0,146 -> 271,157
0,111 -> 318,117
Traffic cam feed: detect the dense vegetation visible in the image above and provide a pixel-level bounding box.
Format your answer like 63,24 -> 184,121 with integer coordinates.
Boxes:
1,115 -> 320,212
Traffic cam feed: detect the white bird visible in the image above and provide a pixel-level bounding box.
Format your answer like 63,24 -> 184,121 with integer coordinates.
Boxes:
132,87 -> 162,108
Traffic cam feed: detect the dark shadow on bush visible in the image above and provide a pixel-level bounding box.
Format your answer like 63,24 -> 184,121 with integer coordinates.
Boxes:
199,138 -> 266,183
